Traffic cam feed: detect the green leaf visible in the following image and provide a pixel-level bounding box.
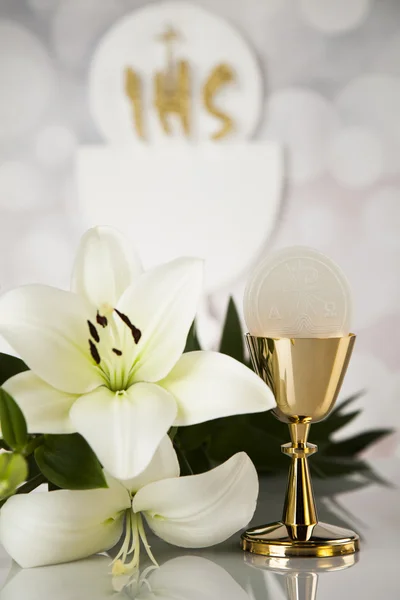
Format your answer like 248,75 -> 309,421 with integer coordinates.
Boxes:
311,456 -> 370,478
322,429 -> 393,457
48,481 -> 61,491
0,353 -> 29,386
181,446 -> 212,475
35,433 -> 107,490
219,297 -> 245,363
0,453 -> 28,499
26,450 -> 42,480
312,411 -> 361,442
180,311 -> 387,480
208,415 -> 287,473
173,444 -> 194,476
175,421 -> 215,452
249,409 -> 287,440
0,389 -> 28,451
329,391 -> 365,417
0,439 -> 10,451
184,321 -> 202,352
168,426 -> 178,441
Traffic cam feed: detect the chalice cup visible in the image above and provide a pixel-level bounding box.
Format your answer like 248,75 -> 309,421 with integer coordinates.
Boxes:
241,334 -> 360,558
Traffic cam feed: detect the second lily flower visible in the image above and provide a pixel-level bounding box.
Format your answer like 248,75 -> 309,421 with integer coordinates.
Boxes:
0,437 -> 258,569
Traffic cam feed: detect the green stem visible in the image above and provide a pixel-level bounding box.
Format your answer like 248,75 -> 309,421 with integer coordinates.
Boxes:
168,426 -> 178,441
23,435 -> 44,457
174,443 -> 194,475
16,472 -> 46,494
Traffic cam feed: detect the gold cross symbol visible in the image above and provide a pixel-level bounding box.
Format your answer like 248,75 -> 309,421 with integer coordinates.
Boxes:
156,25 -> 181,46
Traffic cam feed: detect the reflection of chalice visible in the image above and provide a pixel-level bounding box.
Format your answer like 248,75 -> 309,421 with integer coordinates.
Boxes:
241,335 -> 360,558
245,552 -> 359,600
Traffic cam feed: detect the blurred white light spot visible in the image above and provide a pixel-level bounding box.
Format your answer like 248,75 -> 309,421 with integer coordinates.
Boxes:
261,88 -> 339,183
328,127 -> 383,189
373,33 -> 400,78
0,20 -> 54,141
14,223 -> 74,289
0,162 -> 48,211
270,180 -> 351,252
338,241 -> 400,330
336,74 -> 400,174
35,125 -> 77,169
337,352 -> 398,438
53,0 -> 123,69
202,0 -> 283,19
364,186 -> 400,251
299,0 -> 372,34
297,202 -> 340,248
28,0 -> 62,10
256,7 -> 325,90
199,0 -> 286,55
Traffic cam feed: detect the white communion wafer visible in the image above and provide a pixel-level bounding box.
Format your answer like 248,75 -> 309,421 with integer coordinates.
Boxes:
243,246 -> 352,338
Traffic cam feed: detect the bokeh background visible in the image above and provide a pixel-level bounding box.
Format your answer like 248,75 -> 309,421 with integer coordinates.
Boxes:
0,0 -> 399,453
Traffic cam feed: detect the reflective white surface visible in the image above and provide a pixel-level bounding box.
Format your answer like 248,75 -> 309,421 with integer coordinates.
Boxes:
0,459 -> 398,599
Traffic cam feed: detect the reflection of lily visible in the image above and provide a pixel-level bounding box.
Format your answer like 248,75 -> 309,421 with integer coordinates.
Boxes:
0,227 -> 274,479
0,437 -> 258,570
0,555 -> 116,600
0,552 -> 249,600
121,555 -> 251,600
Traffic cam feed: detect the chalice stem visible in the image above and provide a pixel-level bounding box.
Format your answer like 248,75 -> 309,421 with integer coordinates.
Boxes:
282,422 -> 318,542
286,572 -> 318,600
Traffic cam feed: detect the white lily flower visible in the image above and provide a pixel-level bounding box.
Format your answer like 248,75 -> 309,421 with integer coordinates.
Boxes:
0,227 -> 275,479
0,437 -> 258,570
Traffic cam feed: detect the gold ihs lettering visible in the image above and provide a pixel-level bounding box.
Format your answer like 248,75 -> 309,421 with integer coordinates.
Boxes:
154,26 -> 190,137
203,64 -> 235,140
154,60 -> 190,136
123,26 -> 236,141
124,67 -> 145,139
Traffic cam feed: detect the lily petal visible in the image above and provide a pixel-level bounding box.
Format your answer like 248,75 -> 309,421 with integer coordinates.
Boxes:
133,452 -> 258,548
70,383 -> 177,480
117,257 -> 203,383
160,351 -> 275,426
0,285 -> 102,394
0,477 -> 130,568
121,435 -> 180,494
71,226 -> 142,309
3,371 -> 77,434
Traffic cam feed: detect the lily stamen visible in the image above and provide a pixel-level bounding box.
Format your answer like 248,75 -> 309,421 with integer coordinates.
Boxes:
111,511 -> 134,568
96,312 -> 108,328
87,320 -> 100,343
137,514 -> 158,567
111,510 -> 155,577
89,339 -> 101,364
114,309 -> 142,344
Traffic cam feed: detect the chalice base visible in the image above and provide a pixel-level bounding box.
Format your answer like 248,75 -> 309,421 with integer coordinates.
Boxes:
241,521 -> 359,558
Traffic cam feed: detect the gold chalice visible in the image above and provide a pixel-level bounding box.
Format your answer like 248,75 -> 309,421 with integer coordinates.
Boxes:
241,334 -> 360,558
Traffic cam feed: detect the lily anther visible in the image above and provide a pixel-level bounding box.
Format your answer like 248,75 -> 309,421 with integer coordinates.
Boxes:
86,307 -> 142,392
